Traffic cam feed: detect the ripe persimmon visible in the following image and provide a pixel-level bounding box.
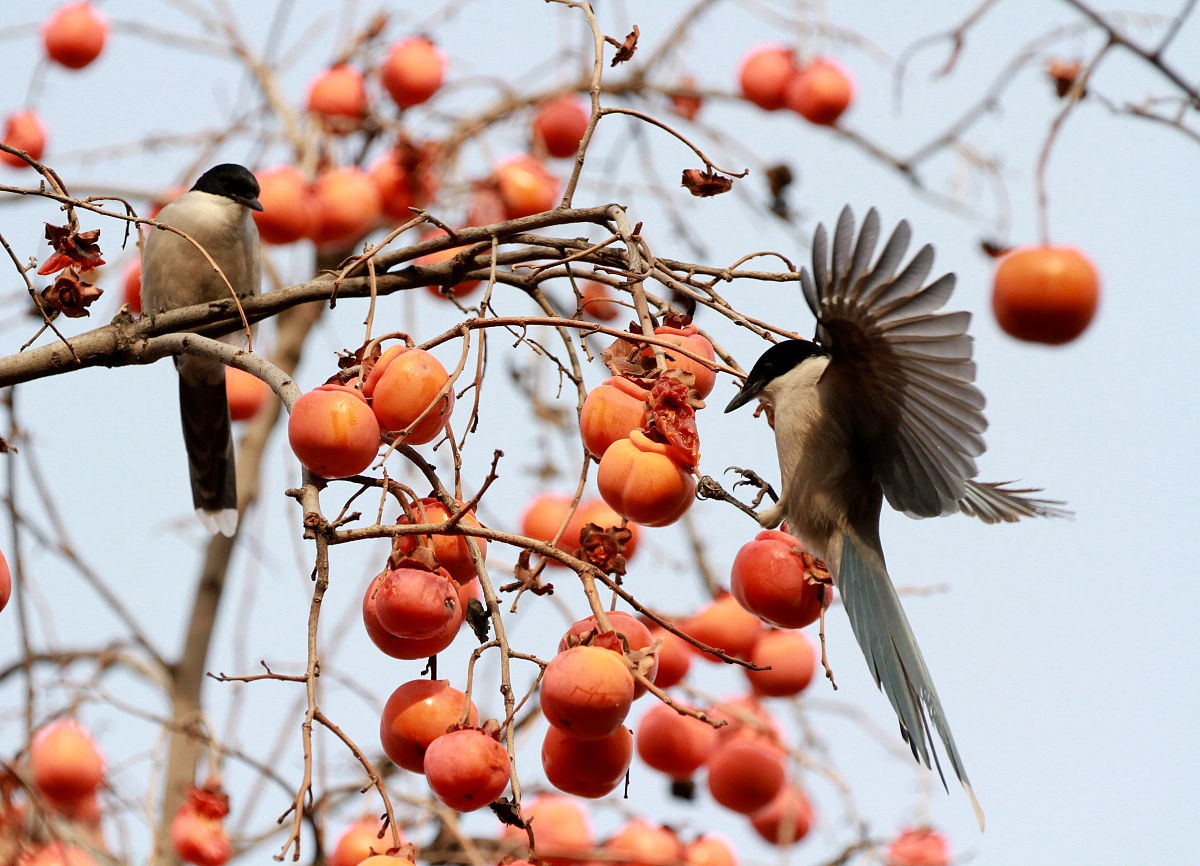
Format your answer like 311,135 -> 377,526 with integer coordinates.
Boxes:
541,724 -> 632,798
42,2 -> 107,69
423,726 -> 511,811
679,592 -> 763,662
784,58 -> 854,125
363,571 -> 463,659
540,645 -> 634,739
634,702 -> 717,779
749,783 -> 815,846
580,377 -> 650,461
992,245 -> 1100,344
379,679 -> 477,773
253,166 -> 316,245
392,497 -> 486,584
533,95 -> 590,159
597,430 -> 696,527
744,630 -> 816,697
364,346 -> 454,445
738,45 -> 796,111
0,111 -> 47,167
30,719 -> 105,803
705,735 -> 786,814
288,384 -> 380,479
381,37 -> 446,108
731,529 -> 826,629
226,367 -> 270,422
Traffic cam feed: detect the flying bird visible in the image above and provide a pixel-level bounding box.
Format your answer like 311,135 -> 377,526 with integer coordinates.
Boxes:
725,206 -> 1068,829
141,163 -> 262,536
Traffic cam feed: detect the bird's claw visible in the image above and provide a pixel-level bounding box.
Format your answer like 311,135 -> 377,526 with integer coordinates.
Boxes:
695,475 -> 763,522
725,466 -> 779,506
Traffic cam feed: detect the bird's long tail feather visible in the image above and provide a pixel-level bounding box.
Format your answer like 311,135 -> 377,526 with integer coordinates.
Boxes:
178,374 -> 238,537
837,530 -> 985,830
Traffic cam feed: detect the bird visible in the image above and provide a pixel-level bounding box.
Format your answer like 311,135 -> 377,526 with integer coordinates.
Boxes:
141,163 -> 263,537
724,206 -> 1068,829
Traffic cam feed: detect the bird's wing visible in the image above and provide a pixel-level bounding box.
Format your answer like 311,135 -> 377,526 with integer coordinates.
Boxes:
958,480 -> 1073,523
801,206 -> 986,518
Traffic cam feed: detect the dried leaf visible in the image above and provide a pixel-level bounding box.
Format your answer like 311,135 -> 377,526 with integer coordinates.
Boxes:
681,168 -> 733,197
609,25 -> 639,66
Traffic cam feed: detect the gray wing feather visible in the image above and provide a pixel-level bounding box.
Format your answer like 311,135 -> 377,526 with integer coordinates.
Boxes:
958,480 -> 1073,523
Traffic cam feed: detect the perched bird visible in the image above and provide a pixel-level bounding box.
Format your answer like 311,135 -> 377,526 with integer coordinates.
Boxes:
725,206 -> 1068,829
141,163 -> 263,536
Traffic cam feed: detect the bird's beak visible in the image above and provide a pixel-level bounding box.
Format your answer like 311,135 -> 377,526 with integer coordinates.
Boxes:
240,195 -> 264,212
725,376 -> 764,413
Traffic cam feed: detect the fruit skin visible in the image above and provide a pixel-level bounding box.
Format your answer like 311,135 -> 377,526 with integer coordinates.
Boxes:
381,37 -> 446,108
992,245 -> 1100,344
371,152 -> 438,223
644,324 -> 717,399
330,818 -> 402,866
540,645 -> 635,739
363,346 -> 454,445
30,719 -> 105,803
306,65 -> 369,133
252,166 -> 316,245
597,429 -> 696,527
499,795 -> 592,866
886,827 -> 950,866
42,2 -> 107,70
494,155 -> 560,218
379,679 -> 477,773
363,570 -> 463,659
226,367 -> 270,422
606,819 -> 683,866
738,45 -> 796,110
1,111 -> 48,167
308,166 -> 382,248
580,377 -> 649,461
580,280 -> 621,321
171,789 -> 231,866
122,259 -> 142,314
634,702 -> 717,779
683,835 -> 737,866
541,724 -> 632,798
560,610 -> 657,697
784,58 -> 854,125
679,592 -> 763,662
744,630 -> 816,697
371,565 -> 460,639
749,783 -> 815,846
533,95 -> 590,159
392,497 -> 487,584
0,547 -> 11,614
415,230 -> 481,299
645,624 -> 691,689
730,529 -> 825,629
423,727 -> 511,811
287,384 -> 380,479
705,735 -> 786,814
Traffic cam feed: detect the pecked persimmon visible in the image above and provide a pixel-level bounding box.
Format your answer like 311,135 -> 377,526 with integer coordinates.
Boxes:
252,166 -> 316,245
393,497 -> 486,584
679,592 -> 763,662
634,702 -> 717,780
171,783 -> 231,866
288,384 -> 380,479
597,430 -> 696,527
580,377 -> 650,461
784,58 -> 854,125
306,65 -> 369,133
1,110 -> 47,167
750,783 -> 815,846
423,726 -> 511,812
540,645 -> 634,739
731,529 -> 826,629
42,2 -> 107,70
308,166 -> 382,248
30,719 -> 105,803
706,735 -> 786,815
541,724 -> 632,798
370,565 -> 459,639
364,346 -> 454,444
744,630 -> 816,697
381,37 -> 446,108
379,679 -> 477,773
886,827 -> 950,866
226,367 -> 270,422
992,245 -> 1100,344
738,45 -> 796,111
645,323 -> 718,399
363,571 -> 462,659
533,95 -> 590,159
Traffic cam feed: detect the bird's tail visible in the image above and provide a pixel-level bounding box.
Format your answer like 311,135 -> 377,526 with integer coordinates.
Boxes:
837,529 -> 985,830
178,374 -> 238,537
